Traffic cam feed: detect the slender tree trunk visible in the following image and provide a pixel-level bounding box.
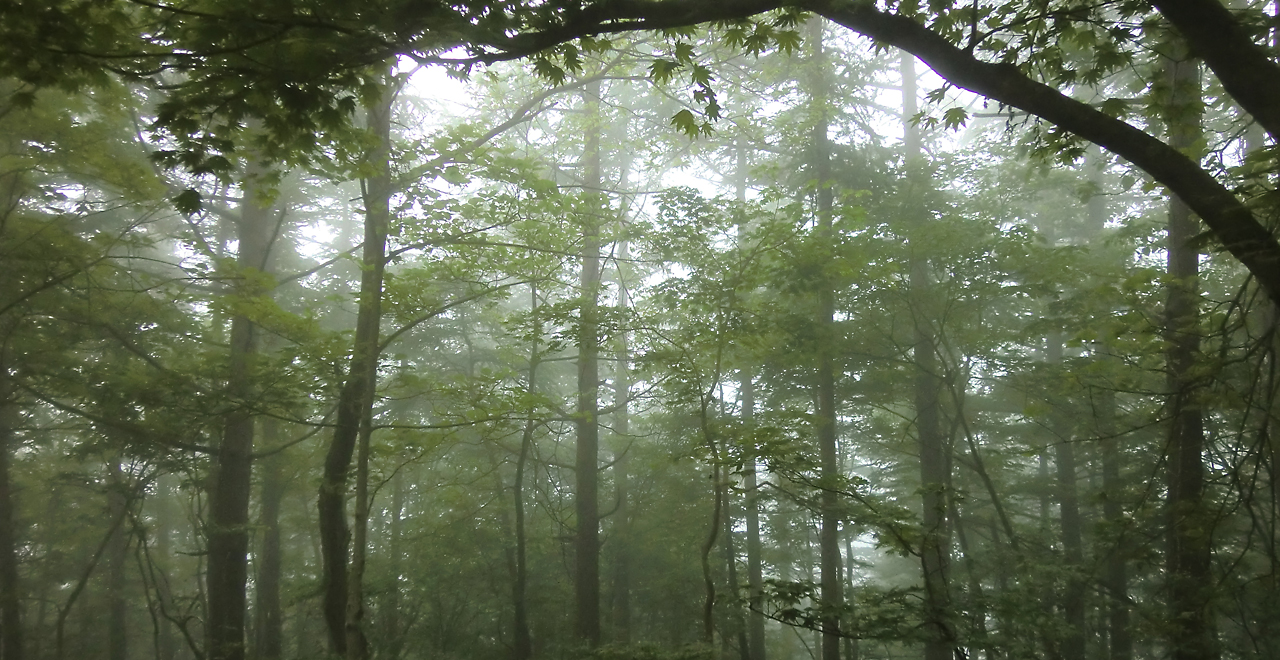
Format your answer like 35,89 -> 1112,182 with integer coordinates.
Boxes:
1163,49 -> 1216,660
0,367 -> 22,660
948,498 -> 992,660
317,71 -> 392,657
612,246 -> 633,646
575,78 -> 603,650
806,19 -> 843,660
1084,153 -> 1132,660
701,424 -> 723,646
723,493 -> 747,660
254,418 -> 286,660
106,461 -> 129,660
841,531 -> 858,660
207,163 -> 274,660
345,397 -> 373,660
152,476 -> 178,660
0,152 -> 22,660
737,141 -> 767,660
902,50 -> 954,660
1097,385 -> 1131,660
513,284 -> 538,660
743,399 -> 767,660
383,468 -> 405,660
1046,339 -> 1086,660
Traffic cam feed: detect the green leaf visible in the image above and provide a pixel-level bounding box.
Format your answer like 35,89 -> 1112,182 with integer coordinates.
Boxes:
174,188 -> 203,214
670,109 -> 700,137
649,59 -> 682,83
942,107 -> 968,131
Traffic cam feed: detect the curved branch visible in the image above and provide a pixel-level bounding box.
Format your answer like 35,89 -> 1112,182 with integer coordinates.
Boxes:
805,0 -> 1280,303
465,0 -> 1280,300
1147,0 -> 1280,141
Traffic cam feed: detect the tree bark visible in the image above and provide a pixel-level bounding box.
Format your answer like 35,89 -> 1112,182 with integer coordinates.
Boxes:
574,77 -> 603,650
723,492 -> 747,660
1085,154 -> 1132,660
318,71 -> 392,657
106,461 -> 129,660
1098,387 -> 1131,660
207,162 -> 274,660
734,137 -> 767,660
513,284 -> 537,660
902,50 -> 954,660
375,464 -> 405,660
806,20 -> 843,660
1146,0 -> 1280,141
344,393 -> 373,660
1163,50 -> 1217,660
253,418 -> 286,660
1046,340 -> 1085,660
0,367 -> 22,660
611,243 -> 633,646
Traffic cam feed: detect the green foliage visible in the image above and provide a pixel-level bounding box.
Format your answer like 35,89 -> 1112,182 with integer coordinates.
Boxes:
587,643 -> 715,660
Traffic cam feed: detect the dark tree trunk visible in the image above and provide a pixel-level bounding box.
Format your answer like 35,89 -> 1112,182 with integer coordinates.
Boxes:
0,369 -> 22,660
574,77 -> 603,650
902,50 -> 954,660
722,494 -> 746,660
317,72 -> 392,658
1163,50 -> 1216,660
207,165 -> 274,660
106,462 -> 128,660
253,418 -> 286,660
700,426 -> 723,646
345,392 -> 373,660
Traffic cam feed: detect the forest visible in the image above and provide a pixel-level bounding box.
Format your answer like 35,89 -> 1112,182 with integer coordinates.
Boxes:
2,1 -> 1280,660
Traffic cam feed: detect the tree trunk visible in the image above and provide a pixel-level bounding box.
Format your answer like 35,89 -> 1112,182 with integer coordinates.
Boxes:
0,367 -> 22,660
254,418 -> 286,660
574,77 -> 603,650
1084,152 -> 1132,660
723,492 -> 746,660
513,284 -> 538,660
612,244 -> 633,646
345,394 -> 373,660
737,140 -> 767,660
317,70 -> 392,657
807,19 -> 843,660
701,430 -> 723,646
207,162 -> 274,660
381,466 -> 405,660
1047,338 -> 1085,660
106,461 -> 128,660
841,531 -> 858,660
1098,386 -> 1130,660
902,50 -> 954,660
148,476 -> 178,660
1163,49 -> 1216,660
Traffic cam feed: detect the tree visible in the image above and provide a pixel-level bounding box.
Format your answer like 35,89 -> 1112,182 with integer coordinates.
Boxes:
317,69 -> 393,659
9,4 -> 1280,660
